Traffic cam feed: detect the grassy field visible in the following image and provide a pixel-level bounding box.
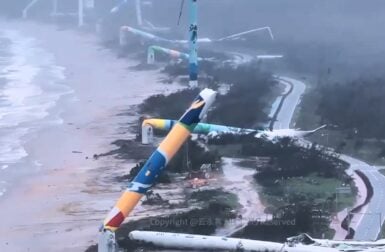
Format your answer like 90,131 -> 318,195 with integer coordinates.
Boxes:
259,173 -> 355,213
308,131 -> 385,166
323,229 -> 337,240
285,175 -> 354,212
245,173 -> 345,240
190,189 -> 240,210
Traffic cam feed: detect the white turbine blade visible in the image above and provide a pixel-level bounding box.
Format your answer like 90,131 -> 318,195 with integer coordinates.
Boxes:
218,26 -> 274,41
256,55 -> 284,59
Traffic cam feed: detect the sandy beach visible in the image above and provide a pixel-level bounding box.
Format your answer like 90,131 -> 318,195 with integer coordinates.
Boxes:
0,18 -> 371,252
0,20 -> 182,252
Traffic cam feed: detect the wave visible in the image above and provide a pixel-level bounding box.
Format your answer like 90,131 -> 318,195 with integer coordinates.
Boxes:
0,29 -> 73,195
0,181 -> 6,197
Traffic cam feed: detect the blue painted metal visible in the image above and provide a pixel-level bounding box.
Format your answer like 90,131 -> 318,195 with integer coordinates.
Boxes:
188,0 -> 198,87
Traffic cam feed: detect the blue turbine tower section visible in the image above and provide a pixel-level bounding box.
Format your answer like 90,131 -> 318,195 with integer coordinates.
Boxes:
188,0 -> 198,88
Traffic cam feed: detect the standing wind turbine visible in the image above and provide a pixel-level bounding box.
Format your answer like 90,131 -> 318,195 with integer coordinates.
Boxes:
188,0 -> 198,88
98,89 -> 216,251
98,1 -> 216,251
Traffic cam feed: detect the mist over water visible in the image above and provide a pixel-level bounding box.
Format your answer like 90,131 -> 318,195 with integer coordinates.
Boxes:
0,29 -> 72,197
2,0 -> 384,79
146,0 -> 385,79
0,1 -> 384,251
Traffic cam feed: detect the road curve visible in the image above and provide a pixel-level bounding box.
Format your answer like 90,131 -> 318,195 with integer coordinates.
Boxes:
274,77 -> 385,241
215,77 -> 303,237
272,76 -> 306,130
341,155 -> 385,240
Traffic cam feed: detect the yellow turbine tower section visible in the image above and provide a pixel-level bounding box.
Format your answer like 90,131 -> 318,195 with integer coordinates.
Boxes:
102,89 -> 216,232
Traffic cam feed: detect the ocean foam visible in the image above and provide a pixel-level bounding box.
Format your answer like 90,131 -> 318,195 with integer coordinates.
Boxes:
0,181 -> 6,197
0,188 -> 5,197
0,30 -> 73,168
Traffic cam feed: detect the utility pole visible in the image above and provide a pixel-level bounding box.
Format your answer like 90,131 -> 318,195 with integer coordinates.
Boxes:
188,0 -> 198,88
135,0 -> 143,27
379,212 -> 383,238
78,0 -> 84,27
52,0 -> 58,15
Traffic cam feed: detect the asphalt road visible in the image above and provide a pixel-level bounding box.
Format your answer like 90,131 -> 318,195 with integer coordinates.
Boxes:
273,77 -> 385,241
273,76 -> 306,129
341,155 -> 385,240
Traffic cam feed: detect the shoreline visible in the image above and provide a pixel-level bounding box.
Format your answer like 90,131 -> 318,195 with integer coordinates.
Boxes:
0,20 -> 182,252
0,18 -> 374,252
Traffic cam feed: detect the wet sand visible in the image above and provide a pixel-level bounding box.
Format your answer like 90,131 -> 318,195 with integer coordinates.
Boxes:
0,20 -> 181,252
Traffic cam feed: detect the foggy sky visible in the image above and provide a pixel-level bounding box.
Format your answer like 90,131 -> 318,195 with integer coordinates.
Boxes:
1,0 -> 384,79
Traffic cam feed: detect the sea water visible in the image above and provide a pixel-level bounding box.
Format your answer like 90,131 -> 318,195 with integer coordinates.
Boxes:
0,29 -> 72,198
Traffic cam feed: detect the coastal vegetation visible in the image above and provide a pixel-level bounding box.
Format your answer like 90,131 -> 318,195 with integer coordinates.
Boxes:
143,62 -> 278,128
296,77 -> 385,164
108,137 -> 220,182
317,78 -> 385,139
205,137 -> 354,241
134,61 -> 355,244
140,88 -> 200,119
207,64 -> 278,128
233,199 -> 335,242
244,138 -> 353,209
